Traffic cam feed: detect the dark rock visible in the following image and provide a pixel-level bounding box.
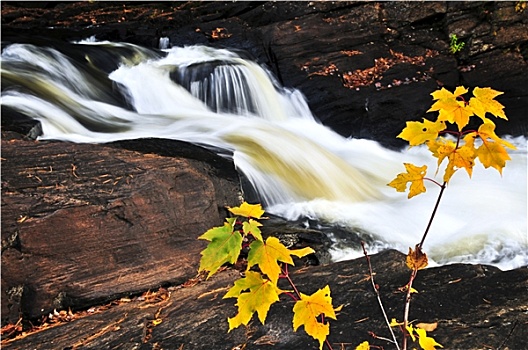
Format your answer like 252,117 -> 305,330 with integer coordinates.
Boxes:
1,135 -> 242,324
2,250 -> 526,350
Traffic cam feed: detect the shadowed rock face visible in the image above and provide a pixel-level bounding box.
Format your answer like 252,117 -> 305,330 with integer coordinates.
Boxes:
2,1 -> 527,148
1,2 -> 527,348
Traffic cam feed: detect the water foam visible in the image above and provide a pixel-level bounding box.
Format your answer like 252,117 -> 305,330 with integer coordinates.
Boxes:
2,40 -> 526,270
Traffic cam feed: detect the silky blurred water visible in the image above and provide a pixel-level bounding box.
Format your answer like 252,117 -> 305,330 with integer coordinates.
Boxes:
2,40 -> 526,270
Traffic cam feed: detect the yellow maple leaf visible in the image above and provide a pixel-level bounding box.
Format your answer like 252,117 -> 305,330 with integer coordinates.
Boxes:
406,245 -> 428,270
243,219 -> 263,241
355,341 -> 370,350
290,246 -> 316,259
247,237 -> 292,284
224,271 -> 283,330
397,119 -> 446,146
429,86 -> 468,106
416,327 -> 444,350
428,86 -> 473,130
431,137 -> 456,163
198,218 -> 242,278
388,163 -> 427,198
477,119 -> 516,149
293,285 -> 337,350
448,143 -> 476,181
474,119 -> 515,174
429,138 -> 476,182
247,237 -> 314,283
407,324 -> 417,342
228,202 -> 265,219
476,141 -> 512,175
390,318 -> 404,327
469,87 -> 506,120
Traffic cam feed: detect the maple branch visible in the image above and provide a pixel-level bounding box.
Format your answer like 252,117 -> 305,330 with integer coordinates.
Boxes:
418,181 -> 446,249
439,129 -> 461,137
361,242 -> 401,350
405,179 -> 447,349
320,315 -> 335,350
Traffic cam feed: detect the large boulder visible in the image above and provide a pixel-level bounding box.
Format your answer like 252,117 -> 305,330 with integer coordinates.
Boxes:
1,250 -> 526,350
1,133 -> 241,325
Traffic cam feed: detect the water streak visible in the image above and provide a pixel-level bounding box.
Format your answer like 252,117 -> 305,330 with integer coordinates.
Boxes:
2,40 -> 526,270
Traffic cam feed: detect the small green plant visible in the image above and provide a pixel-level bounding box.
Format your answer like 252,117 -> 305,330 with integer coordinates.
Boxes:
449,34 -> 465,54
198,202 -> 338,350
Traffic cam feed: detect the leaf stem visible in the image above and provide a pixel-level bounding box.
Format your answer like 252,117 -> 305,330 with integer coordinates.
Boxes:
423,177 -> 443,188
281,264 -> 302,300
403,181 -> 446,349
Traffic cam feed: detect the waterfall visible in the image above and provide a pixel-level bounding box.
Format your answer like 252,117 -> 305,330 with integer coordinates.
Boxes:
2,40 -> 526,270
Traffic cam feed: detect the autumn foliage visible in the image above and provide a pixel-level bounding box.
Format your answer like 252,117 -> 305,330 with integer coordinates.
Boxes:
198,202 -> 337,349
388,86 -> 515,198
378,86 -> 515,350
198,86 -> 514,350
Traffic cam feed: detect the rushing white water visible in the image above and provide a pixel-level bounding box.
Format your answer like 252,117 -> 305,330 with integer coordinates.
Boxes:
2,40 -> 526,270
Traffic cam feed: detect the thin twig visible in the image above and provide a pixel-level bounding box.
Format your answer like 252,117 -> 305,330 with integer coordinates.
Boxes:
281,264 -> 302,299
418,182 -> 446,249
496,320 -> 518,350
361,242 -> 401,350
402,268 -> 418,350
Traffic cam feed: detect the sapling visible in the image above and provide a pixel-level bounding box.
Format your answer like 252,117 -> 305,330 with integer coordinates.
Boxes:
361,86 -> 515,350
198,202 -> 338,350
198,86 -> 515,350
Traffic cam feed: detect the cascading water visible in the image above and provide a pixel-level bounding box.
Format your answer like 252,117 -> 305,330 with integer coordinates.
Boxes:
2,39 -> 526,270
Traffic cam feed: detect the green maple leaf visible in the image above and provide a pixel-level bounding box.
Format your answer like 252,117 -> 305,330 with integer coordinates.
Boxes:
293,285 -> 337,350
243,219 -> 263,241
223,271 -> 284,330
247,237 -> 314,284
198,217 -> 242,278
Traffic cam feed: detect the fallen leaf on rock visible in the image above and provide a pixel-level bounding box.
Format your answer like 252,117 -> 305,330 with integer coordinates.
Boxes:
416,322 -> 438,332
